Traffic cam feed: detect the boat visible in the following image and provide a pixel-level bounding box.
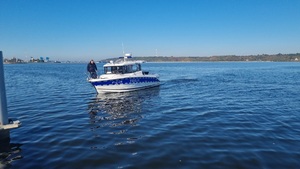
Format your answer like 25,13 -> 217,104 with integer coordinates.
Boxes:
87,53 -> 160,93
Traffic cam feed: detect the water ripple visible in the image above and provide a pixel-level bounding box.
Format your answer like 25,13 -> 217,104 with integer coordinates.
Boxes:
2,62 -> 300,168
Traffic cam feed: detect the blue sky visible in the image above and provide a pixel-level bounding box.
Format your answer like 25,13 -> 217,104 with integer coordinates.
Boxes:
1,0 -> 300,61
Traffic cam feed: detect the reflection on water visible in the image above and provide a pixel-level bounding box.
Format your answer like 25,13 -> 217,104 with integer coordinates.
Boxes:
87,87 -> 160,147
0,133 -> 23,168
88,87 -> 160,124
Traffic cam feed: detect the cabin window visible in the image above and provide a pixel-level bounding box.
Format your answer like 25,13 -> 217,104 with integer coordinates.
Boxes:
132,64 -> 141,72
125,65 -> 133,73
104,64 -> 141,74
104,67 -> 111,74
117,66 -> 124,74
105,66 -> 124,74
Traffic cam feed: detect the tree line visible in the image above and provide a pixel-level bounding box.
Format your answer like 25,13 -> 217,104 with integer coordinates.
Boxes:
101,53 -> 300,62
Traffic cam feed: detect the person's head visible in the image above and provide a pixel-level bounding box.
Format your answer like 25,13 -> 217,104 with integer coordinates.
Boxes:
90,60 -> 94,64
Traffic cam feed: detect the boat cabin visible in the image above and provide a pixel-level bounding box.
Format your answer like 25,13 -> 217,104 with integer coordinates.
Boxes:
104,62 -> 142,74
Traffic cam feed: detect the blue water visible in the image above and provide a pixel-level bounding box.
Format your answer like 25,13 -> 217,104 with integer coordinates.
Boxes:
1,62 -> 300,168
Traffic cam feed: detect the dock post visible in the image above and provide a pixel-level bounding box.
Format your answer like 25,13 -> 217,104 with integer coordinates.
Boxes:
0,51 -> 8,127
0,51 -> 21,136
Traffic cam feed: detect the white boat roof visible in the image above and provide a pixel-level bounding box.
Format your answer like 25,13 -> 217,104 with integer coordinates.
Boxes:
103,60 -> 145,67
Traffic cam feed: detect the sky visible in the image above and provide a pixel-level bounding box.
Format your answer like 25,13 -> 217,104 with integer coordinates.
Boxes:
1,0 -> 300,61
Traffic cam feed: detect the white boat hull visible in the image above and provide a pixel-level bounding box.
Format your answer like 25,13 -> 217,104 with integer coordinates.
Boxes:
89,75 -> 160,93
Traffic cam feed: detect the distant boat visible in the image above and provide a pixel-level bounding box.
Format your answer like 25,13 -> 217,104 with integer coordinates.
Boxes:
87,53 -> 160,93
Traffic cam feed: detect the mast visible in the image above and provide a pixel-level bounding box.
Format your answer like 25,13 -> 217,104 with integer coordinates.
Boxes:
122,42 -> 125,56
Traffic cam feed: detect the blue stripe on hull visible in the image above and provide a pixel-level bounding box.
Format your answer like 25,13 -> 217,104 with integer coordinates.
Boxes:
91,77 -> 160,86
96,84 -> 160,93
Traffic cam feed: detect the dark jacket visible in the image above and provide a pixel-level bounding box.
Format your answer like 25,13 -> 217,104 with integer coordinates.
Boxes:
87,62 -> 97,72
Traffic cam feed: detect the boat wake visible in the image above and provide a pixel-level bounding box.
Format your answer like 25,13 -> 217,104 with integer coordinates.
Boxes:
163,77 -> 200,88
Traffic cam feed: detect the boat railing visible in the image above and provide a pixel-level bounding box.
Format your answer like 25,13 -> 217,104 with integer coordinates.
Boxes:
142,71 -> 149,75
86,72 -> 99,80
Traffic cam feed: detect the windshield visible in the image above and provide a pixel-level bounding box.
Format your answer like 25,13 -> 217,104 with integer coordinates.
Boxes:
104,63 -> 141,74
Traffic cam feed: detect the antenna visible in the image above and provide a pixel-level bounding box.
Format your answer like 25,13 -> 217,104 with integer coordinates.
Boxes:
122,42 -> 125,55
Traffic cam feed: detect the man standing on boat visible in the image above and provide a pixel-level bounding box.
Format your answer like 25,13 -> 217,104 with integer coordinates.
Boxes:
87,59 -> 97,79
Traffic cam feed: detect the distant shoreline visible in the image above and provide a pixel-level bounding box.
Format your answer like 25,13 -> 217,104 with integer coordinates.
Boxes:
101,53 -> 300,63
3,53 -> 300,64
